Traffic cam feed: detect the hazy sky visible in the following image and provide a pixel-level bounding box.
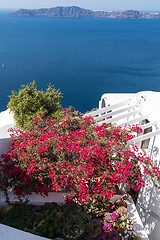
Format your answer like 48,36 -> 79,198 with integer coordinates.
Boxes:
0,0 -> 160,11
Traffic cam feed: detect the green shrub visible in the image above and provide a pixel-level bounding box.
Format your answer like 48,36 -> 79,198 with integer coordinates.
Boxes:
8,81 -> 63,129
2,202 -> 35,231
79,196 -> 110,217
36,209 -> 61,239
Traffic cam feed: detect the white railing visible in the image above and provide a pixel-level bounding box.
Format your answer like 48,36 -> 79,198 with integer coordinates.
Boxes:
86,99 -> 160,147
94,104 -> 139,122
99,109 -> 142,125
84,99 -> 132,117
117,114 -> 150,127
128,129 -> 160,144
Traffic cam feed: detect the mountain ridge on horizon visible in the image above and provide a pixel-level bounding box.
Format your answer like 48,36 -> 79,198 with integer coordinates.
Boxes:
9,6 -> 160,19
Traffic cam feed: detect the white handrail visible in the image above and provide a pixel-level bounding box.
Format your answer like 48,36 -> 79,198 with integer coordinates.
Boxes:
117,114 -> 149,127
94,105 -> 138,122
84,99 -> 132,117
140,121 -> 159,130
128,129 -> 160,144
99,109 -> 141,125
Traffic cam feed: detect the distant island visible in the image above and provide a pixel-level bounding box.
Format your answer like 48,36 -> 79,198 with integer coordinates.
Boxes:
9,6 -> 160,19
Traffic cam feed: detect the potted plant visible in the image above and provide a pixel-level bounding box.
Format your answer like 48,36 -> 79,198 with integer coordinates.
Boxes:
102,211 -> 136,240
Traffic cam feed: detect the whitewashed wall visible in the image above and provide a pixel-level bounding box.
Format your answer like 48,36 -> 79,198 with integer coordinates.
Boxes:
0,109 -> 15,160
0,191 -> 68,207
137,133 -> 160,240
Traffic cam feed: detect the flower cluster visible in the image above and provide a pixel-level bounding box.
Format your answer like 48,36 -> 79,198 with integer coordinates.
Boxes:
0,108 -> 159,203
102,212 -> 136,240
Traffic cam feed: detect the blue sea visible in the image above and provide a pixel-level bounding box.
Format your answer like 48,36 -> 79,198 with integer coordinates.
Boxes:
1,10 -> 160,113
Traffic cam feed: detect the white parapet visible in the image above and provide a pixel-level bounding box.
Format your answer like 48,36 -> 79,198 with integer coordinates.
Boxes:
0,109 -> 15,138
0,109 -> 15,160
0,224 -> 50,240
98,91 -> 160,127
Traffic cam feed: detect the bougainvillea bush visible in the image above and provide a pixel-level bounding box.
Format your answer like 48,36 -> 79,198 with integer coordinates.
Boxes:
0,108 -> 160,203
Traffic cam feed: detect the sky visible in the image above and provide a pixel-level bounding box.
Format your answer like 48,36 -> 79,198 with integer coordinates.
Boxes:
0,0 -> 160,12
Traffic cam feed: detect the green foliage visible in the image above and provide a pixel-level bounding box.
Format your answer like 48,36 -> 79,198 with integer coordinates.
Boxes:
62,203 -> 90,239
36,209 -> 61,239
8,81 -> 63,129
75,196 -> 110,217
1,202 -> 35,231
85,107 -> 98,114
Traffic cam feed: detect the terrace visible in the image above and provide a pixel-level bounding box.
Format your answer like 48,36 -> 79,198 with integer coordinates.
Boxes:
0,91 -> 160,239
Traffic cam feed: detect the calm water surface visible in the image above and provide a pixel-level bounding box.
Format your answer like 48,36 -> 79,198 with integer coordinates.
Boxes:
0,10 -> 160,113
